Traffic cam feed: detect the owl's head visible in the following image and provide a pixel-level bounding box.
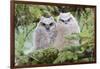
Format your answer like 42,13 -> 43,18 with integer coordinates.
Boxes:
58,12 -> 80,33
38,16 -> 56,32
58,12 -> 77,25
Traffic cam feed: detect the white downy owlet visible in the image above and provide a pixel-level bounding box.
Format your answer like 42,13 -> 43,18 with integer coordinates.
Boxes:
34,16 -> 57,50
23,16 -> 57,55
53,12 -> 80,50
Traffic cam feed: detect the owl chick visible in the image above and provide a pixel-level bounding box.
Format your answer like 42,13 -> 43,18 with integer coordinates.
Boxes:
34,16 -> 57,50
23,16 -> 57,55
53,12 -> 80,50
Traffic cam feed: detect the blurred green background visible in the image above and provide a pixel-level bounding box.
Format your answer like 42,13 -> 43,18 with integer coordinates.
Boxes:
15,4 -> 95,65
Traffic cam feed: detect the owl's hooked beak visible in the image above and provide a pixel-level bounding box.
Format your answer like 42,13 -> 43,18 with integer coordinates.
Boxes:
44,24 -> 50,32
46,27 -> 49,30
46,27 -> 50,32
65,22 -> 68,24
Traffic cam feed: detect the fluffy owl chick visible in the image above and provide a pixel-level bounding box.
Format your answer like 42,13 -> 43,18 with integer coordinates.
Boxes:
34,16 -> 57,50
53,12 -> 80,50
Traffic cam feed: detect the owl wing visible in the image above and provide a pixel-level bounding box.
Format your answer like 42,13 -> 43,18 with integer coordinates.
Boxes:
34,28 -> 42,50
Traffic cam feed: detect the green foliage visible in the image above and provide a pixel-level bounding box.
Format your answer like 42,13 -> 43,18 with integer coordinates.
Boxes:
53,45 -> 94,64
15,4 -> 95,65
31,48 -> 59,64
16,45 -> 94,65
53,51 -> 75,64
64,33 -> 80,40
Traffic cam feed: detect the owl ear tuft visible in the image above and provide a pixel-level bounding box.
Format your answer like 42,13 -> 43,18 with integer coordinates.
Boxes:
49,16 -> 54,20
40,16 -> 45,20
